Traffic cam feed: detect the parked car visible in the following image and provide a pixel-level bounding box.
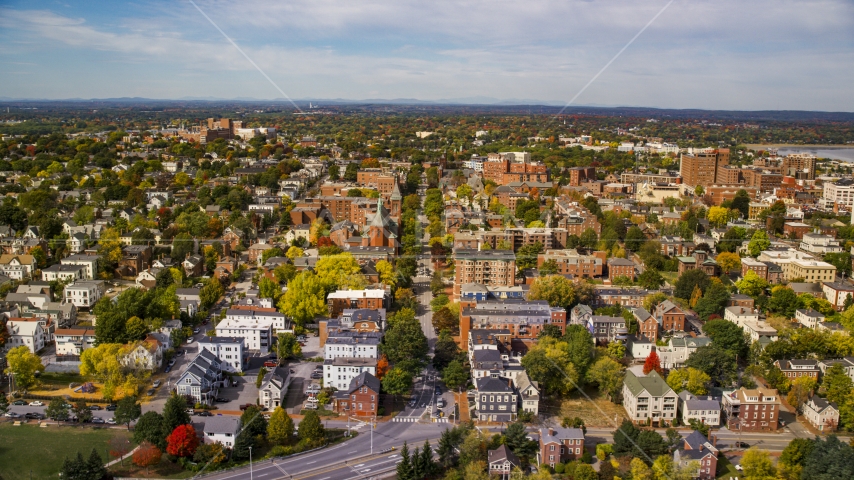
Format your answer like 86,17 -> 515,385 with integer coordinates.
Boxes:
409,400 -> 417,408
4,412 -> 20,418
239,404 -> 256,411
193,328 -> 200,334
310,372 -> 323,379
196,411 -> 212,417
29,401 -> 44,406
168,359 -> 176,366
106,417 -> 116,424
736,442 -> 750,449
437,399 -> 445,408
215,397 -> 229,403
92,417 -> 105,424
152,380 -> 161,388
89,405 -> 101,410
303,403 -> 318,410
164,365 -> 172,373
12,400 -> 27,406
24,412 -> 44,420
146,389 -> 155,396
263,360 -> 278,368
106,404 -> 118,411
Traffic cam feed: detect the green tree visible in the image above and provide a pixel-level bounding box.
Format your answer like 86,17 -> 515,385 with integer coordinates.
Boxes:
258,276 -> 281,300
685,345 -> 737,386
538,259 -> 559,275
87,448 -> 107,480
162,393 -> 190,436
241,405 -> 268,438
528,275 -> 577,309
612,419 -> 668,463
768,286 -> 799,318
503,422 -> 538,457
298,410 -> 326,446
674,269 -> 710,300
694,281 -> 730,321
821,364 -> 854,404
747,230 -> 771,257
779,438 -> 814,470
579,228 -> 598,249
586,357 -> 625,401
516,242 -> 544,270
4,346 -> 45,390
397,441 -> 414,480
276,332 -> 302,361
267,407 -> 295,446
637,269 -> 664,289
46,397 -> 70,421
277,271 -> 328,325
521,336 -> 580,395
736,269 -> 769,298
383,315 -> 428,373
442,360 -> 470,390
703,318 -> 750,360
625,226 -> 647,251
115,395 -> 141,430
74,400 -> 93,424
133,411 -> 166,450
666,367 -> 711,395
802,435 -> 854,480
741,448 -> 776,479
382,367 -> 414,397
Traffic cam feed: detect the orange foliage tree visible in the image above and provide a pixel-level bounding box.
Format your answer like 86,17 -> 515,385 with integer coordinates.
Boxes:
132,441 -> 162,474
376,354 -> 390,380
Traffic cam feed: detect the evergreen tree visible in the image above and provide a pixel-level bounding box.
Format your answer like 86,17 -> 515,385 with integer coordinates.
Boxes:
87,448 -> 106,480
231,430 -> 254,461
133,411 -> 166,450
419,440 -> 435,477
298,410 -> 326,445
0,392 -> 9,415
240,405 -> 268,438
162,393 -> 190,437
411,445 -> 424,479
397,441 -> 414,480
60,453 -> 85,480
437,429 -> 457,467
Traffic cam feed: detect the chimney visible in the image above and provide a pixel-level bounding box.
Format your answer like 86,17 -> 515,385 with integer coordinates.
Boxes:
549,428 -> 555,436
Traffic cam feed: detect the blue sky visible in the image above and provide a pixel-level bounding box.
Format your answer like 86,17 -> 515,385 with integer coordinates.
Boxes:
1,0 -> 853,111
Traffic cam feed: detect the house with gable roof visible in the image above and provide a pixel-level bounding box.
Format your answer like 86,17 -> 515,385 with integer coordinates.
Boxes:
175,348 -> 224,405
120,335 -> 164,371
258,366 -> 291,410
622,368 -> 679,425
538,426 -> 585,467
488,445 -> 521,476
804,396 -> 839,432
673,430 -> 718,480
333,371 -> 381,417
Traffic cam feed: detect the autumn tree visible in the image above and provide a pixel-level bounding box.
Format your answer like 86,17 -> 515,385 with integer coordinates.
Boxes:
716,251 -> 741,273
132,441 -> 162,474
4,346 -> 45,390
528,275 -> 577,309
166,424 -> 199,457
643,350 -> 663,375
267,406 -> 295,446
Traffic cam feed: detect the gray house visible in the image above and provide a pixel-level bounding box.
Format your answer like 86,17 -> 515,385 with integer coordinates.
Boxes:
175,349 -> 224,406
258,367 -> 292,410
475,377 -> 518,422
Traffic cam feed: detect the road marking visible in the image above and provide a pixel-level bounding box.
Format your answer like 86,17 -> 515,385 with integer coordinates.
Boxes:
361,469 -> 371,473
305,461 -> 316,464
353,464 -> 365,468
349,451 -> 357,454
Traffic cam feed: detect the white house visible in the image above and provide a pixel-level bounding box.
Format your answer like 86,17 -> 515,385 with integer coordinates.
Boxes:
800,233 -> 842,254
323,357 -> 377,391
55,327 -> 96,356
678,391 -> 721,427
804,397 -> 839,432
795,308 -> 825,329
61,255 -> 99,280
198,336 -> 245,373
41,264 -> 86,282
203,416 -> 241,448
119,336 -> 164,371
63,281 -> 104,309
0,254 -> 36,279
324,335 -> 380,361
621,368 -> 679,425
216,316 -> 274,354
724,306 -> 759,327
4,318 -> 47,353
258,366 -> 291,410
175,349 -> 224,406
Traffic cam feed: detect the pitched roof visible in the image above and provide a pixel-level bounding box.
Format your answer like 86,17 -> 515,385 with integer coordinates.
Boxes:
347,371 -> 381,394
623,370 -> 673,398
488,445 -> 520,466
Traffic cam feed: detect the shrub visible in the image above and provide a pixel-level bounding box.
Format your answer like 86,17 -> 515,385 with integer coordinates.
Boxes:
581,451 -> 593,464
554,463 -> 565,474
596,443 -> 613,460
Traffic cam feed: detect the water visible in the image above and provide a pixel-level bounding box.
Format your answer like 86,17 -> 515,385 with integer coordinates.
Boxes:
775,147 -> 854,162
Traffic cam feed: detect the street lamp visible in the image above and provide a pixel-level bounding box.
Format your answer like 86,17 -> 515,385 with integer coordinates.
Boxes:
248,446 -> 253,480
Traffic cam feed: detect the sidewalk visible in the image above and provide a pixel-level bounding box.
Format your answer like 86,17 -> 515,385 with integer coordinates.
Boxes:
105,446 -> 139,467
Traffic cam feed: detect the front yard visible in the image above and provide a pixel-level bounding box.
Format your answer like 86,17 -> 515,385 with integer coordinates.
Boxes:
0,422 -> 133,480
552,387 -> 629,428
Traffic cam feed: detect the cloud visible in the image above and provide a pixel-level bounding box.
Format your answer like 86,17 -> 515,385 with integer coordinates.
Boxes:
0,1 -> 852,110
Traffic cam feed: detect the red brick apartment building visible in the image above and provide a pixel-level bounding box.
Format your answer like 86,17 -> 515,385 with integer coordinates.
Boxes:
333,372 -> 380,417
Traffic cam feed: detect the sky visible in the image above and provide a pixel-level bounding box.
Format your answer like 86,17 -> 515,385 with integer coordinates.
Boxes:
1,0 -> 853,111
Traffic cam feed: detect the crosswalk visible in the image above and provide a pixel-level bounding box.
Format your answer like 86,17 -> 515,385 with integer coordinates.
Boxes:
392,417 -> 449,423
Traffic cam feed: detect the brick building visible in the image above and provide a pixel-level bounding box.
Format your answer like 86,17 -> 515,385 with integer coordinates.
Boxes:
607,257 -> 636,281
722,387 -> 779,432
453,249 -> 516,297
333,371 -> 381,418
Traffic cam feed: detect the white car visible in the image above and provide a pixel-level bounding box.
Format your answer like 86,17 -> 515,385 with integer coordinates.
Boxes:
29,401 -> 44,406
152,380 -> 161,388
106,417 -> 116,424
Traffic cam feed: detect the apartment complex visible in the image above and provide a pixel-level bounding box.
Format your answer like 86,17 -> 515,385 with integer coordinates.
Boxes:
536,249 -> 603,278
679,149 -> 730,187
454,249 -> 516,296
722,387 -> 780,432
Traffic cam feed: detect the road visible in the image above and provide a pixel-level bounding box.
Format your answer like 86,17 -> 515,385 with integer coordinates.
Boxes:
199,422 -> 446,480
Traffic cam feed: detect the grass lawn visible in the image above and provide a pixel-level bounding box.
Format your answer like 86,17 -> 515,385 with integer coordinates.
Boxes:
660,271 -> 679,287
553,387 -> 628,428
716,455 -> 740,479
0,422 -> 133,480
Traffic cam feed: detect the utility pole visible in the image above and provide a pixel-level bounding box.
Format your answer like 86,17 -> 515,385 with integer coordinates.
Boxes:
249,446 -> 253,480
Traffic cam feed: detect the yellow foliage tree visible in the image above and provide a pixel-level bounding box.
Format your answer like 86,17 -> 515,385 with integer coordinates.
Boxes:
689,284 -> 703,308
716,251 -> 741,273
